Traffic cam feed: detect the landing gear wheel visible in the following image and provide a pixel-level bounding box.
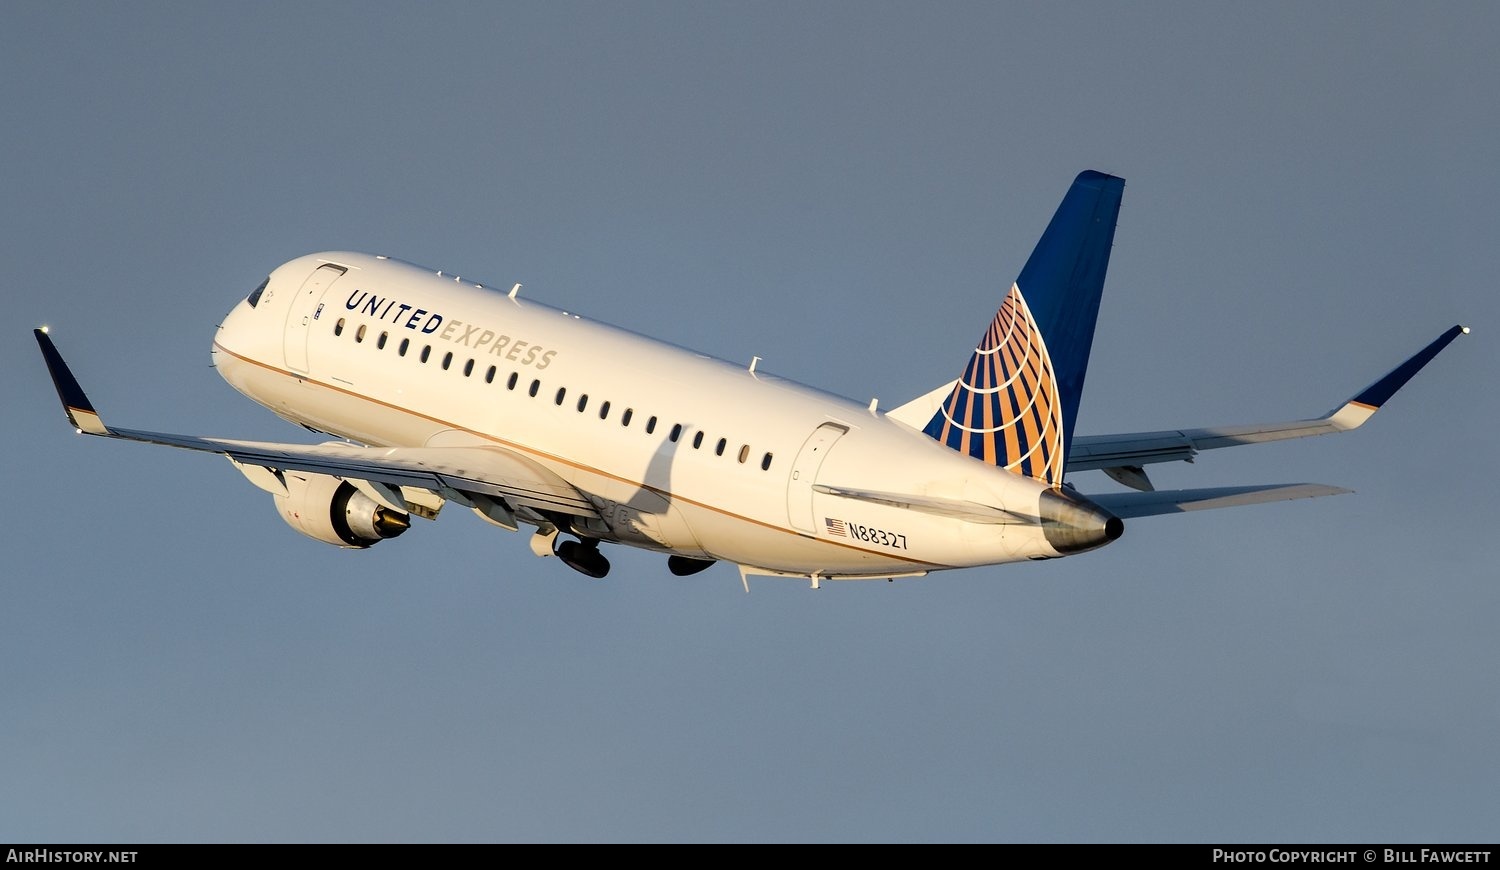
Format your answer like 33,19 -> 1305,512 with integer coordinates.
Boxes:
556,538 -> 610,578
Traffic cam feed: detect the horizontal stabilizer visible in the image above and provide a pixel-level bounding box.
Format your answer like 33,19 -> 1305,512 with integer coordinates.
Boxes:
1088,483 -> 1350,518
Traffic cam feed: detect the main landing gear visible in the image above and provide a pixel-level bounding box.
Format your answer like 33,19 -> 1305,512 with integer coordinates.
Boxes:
555,536 -> 610,578
544,519 -> 715,580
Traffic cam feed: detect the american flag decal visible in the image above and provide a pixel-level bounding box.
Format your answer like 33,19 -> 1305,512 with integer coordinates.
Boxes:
922,282 -> 1064,487
824,518 -> 846,537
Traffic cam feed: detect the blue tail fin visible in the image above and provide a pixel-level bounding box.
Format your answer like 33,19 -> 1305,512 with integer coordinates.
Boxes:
922,170 -> 1124,486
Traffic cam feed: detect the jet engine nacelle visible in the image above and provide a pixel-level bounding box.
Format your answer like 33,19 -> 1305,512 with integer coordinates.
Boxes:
273,473 -> 411,548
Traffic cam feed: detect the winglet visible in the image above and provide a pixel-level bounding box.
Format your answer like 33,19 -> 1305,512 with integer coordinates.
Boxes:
34,328 -> 111,435
1327,324 -> 1469,431
1351,325 -> 1468,409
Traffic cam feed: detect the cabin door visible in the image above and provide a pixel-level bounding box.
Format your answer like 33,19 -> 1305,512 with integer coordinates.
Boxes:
283,264 -> 347,373
786,422 -> 847,533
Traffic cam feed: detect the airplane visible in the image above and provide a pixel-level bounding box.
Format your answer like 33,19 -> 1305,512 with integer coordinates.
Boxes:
35,171 -> 1467,587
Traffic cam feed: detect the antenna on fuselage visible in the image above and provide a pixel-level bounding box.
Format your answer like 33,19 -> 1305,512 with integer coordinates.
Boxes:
509,283 -> 521,299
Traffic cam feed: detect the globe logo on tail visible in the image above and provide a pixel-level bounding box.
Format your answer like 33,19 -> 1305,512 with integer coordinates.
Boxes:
923,282 -> 1064,487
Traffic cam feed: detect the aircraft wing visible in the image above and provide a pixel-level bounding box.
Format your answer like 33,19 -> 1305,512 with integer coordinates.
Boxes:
1066,325 -> 1468,489
34,328 -> 598,519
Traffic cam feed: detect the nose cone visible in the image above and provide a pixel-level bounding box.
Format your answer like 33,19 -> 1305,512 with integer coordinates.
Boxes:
211,292 -> 269,395
215,297 -> 249,355
1039,488 -> 1124,555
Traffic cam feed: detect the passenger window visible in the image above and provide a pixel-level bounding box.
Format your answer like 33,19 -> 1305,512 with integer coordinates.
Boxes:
621,408 -> 633,427
377,331 -> 388,350
420,345 -> 431,363
441,352 -> 452,370
599,401 -> 611,420
485,365 -> 496,383
555,387 -> 566,405
646,416 -> 657,434
529,379 -> 540,397
715,438 -> 726,456
761,452 -> 773,471
508,372 -> 520,390
738,445 -> 749,463
355,324 -> 366,343
334,318 -> 345,337
669,424 -> 682,443
577,394 -> 588,412
399,338 -> 410,357
692,431 -> 704,449
463,359 -> 474,377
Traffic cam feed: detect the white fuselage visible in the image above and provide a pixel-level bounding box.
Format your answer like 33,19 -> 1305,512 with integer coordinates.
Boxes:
211,252 -> 1084,578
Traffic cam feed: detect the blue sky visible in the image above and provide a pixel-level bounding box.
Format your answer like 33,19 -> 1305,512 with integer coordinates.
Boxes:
3,2 -> 1495,842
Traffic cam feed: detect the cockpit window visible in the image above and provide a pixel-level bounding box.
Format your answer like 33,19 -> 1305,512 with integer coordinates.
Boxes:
246,278 -> 269,308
